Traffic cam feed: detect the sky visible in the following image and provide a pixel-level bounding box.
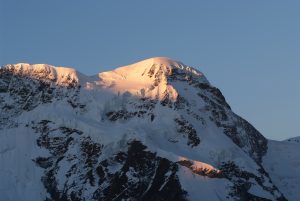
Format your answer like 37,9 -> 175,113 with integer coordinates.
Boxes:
1,0 -> 299,140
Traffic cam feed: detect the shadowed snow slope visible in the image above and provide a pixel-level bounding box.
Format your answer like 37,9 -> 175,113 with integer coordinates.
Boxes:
263,139 -> 300,201
284,136 -> 300,144
0,57 -> 295,201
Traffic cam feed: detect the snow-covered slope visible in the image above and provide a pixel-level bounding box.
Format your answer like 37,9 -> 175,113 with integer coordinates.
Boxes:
263,137 -> 300,201
0,57 -> 293,201
284,136 -> 300,144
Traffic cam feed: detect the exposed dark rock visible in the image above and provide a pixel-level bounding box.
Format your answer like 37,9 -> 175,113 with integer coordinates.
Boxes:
32,120 -> 187,201
106,110 -> 147,121
0,68 -> 84,129
220,161 -> 287,201
196,83 -> 231,110
174,117 -> 200,147
94,141 -> 187,201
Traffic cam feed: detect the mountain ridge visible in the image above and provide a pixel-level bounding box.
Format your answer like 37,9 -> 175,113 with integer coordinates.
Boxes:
2,57 -> 209,99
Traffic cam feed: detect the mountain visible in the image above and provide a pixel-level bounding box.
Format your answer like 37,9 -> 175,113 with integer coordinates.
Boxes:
0,57 -> 298,201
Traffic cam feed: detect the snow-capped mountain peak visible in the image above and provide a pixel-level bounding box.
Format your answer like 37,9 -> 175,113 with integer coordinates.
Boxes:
99,57 -> 208,82
111,57 -> 205,77
98,57 -> 208,101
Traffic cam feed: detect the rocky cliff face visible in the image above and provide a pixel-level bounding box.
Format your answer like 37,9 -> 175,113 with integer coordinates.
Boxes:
0,58 -> 293,201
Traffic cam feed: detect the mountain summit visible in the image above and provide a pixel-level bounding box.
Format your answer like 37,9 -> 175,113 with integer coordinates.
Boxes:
98,57 -> 208,101
0,58 -> 299,201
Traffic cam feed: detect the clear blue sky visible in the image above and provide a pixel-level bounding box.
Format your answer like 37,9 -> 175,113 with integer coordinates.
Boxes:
1,0 -> 299,140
